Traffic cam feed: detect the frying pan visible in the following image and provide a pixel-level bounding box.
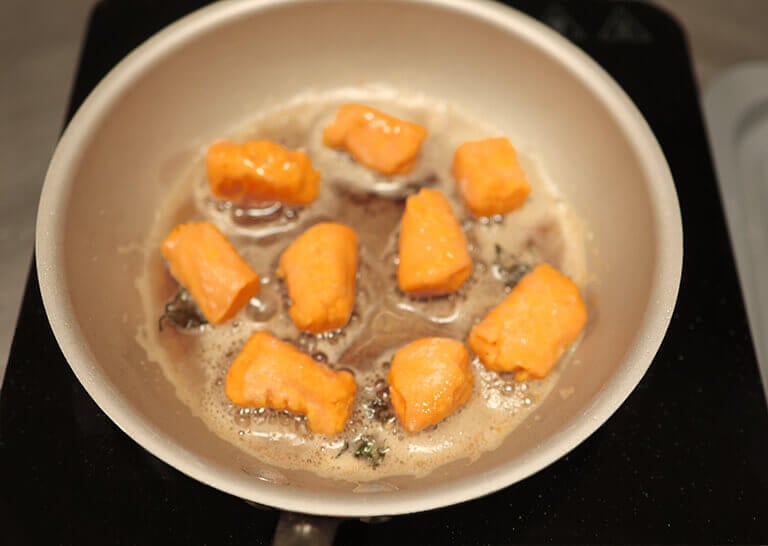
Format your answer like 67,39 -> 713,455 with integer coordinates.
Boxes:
35,0 -> 682,543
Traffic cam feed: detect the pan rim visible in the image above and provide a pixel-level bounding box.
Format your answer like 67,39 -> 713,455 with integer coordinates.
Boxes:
35,0 -> 683,517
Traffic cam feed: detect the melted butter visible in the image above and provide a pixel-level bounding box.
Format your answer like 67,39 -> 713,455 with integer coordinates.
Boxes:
136,86 -> 590,482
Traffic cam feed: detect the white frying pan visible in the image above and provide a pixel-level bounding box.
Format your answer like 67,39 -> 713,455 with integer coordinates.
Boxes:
35,0 -> 682,543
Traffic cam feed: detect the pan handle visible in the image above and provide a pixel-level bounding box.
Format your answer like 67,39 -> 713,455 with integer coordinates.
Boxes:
272,511 -> 341,546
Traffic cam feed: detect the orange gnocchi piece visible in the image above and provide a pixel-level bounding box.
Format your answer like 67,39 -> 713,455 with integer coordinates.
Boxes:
206,139 -> 320,206
277,222 -> 359,333
225,331 -> 357,435
452,137 -> 531,217
398,188 -> 472,296
469,263 -> 587,380
323,104 -> 428,175
161,222 -> 260,325
387,338 -> 473,433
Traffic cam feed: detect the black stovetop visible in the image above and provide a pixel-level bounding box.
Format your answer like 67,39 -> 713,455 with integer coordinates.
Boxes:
2,1 -> 767,544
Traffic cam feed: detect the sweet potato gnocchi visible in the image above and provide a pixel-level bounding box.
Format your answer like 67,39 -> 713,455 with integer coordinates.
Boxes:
225,331 -> 357,435
397,188 -> 472,296
278,222 -> 359,334
323,103 -> 428,175
207,139 -> 320,206
142,87 -> 589,481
